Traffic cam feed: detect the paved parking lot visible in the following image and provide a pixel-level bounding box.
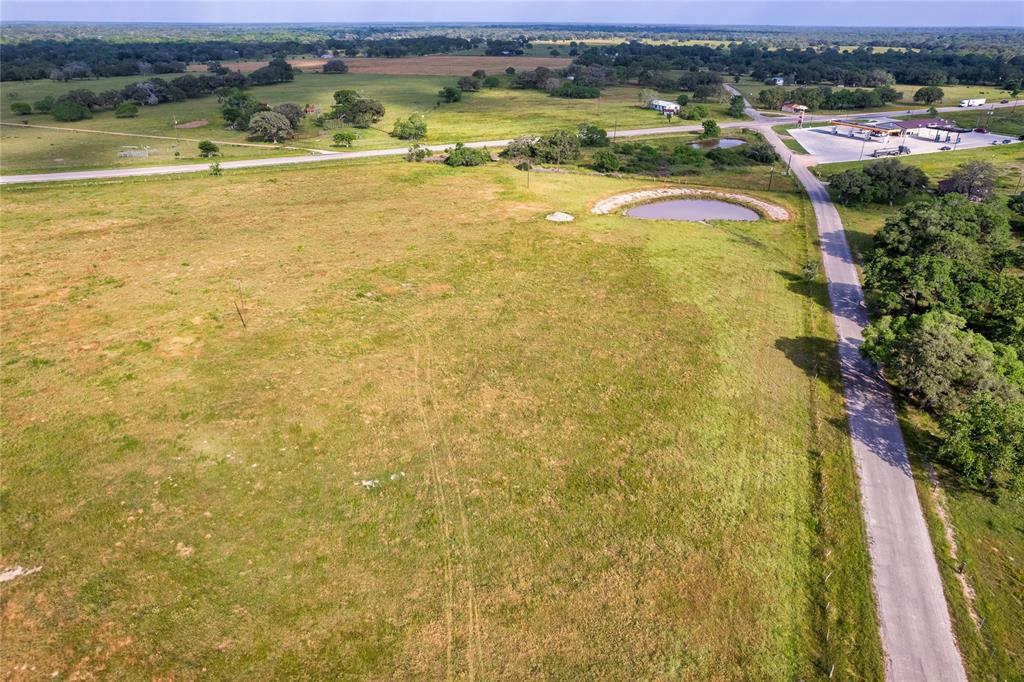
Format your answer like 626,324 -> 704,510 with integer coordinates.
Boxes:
789,124 -> 1021,164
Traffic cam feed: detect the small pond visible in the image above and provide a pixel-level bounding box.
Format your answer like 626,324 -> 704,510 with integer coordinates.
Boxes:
690,138 -> 747,150
625,199 -> 760,222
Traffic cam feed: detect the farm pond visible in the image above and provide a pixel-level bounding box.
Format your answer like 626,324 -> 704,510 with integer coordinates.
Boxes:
625,199 -> 761,222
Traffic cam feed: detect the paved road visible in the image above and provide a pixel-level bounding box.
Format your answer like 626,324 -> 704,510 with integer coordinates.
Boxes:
5,98 -> 1019,185
756,122 -> 967,679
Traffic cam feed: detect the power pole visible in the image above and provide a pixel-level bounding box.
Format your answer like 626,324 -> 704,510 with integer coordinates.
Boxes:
767,164 -> 775,191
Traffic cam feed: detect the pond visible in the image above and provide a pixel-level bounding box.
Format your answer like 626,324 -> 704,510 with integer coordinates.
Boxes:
689,138 -> 747,150
625,199 -> 760,222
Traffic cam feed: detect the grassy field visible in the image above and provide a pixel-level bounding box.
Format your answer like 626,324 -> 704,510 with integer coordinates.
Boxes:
183,55 -> 573,76
733,78 -> 1015,114
824,148 -> 1023,680
1,158 -> 881,678
1,73 -> 742,172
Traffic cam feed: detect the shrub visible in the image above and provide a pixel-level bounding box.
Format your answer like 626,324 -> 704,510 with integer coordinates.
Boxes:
471,69 -> 487,79
391,113 -> 427,140
457,76 -> 480,92
10,102 -> 31,115
33,95 -> 56,113
701,119 -> 721,138
577,123 -> 609,147
444,143 -> 489,167
322,59 -> 349,74
743,140 -> 779,163
332,130 -> 357,147
551,82 -> 600,99
438,86 -> 462,103
114,101 -> 139,118
592,149 -> 621,172
50,99 -> 91,121
483,76 -> 501,88
198,140 -> 220,157
406,144 -> 429,162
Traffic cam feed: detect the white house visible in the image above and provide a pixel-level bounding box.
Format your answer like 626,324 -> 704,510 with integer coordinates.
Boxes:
765,76 -> 785,86
648,99 -> 681,114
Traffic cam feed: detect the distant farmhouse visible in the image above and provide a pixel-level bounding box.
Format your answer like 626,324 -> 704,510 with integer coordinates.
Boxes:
648,99 -> 681,114
765,76 -> 785,86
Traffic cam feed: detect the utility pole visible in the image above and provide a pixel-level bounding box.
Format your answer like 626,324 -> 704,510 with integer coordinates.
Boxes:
767,164 -> 775,191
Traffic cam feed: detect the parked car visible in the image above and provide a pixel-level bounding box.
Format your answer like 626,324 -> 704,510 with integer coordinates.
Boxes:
975,127 -> 989,133
1001,99 -> 1009,103
940,146 -> 952,151
1002,139 -> 1012,144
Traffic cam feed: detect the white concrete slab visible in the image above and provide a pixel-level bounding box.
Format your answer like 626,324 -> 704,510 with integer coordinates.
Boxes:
789,124 -> 1021,164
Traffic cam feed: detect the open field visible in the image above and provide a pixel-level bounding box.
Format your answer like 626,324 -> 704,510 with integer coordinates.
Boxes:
733,78 -> 1015,114
828,149 -> 1023,680
1,158 -> 881,678
184,55 -> 573,76
1,73 -> 742,172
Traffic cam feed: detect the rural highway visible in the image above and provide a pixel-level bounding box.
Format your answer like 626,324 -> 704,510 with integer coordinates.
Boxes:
3,99 -> 1018,185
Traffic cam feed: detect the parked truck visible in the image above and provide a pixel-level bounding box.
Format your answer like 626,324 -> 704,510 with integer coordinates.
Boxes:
959,98 -> 987,107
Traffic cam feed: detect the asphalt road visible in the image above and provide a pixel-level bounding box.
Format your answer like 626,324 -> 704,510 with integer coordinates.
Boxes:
755,117 -> 967,679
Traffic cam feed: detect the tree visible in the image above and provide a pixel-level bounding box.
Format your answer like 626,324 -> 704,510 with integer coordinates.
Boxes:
505,67 -> 516,75
330,89 -> 359,118
50,99 -> 90,122
322,59 -> 349,74
727,95 -> 745,117
391,113 -> 427,140
533,130 -> 581,163
482,76 -> 500,88
940,397 -> 1024,497
828,170 -> 874,205
33,95 -> 55,113
701,119 -> 721,138
249,57 -> 294,86
692,84 -> 721,102
862,158 -> 928,204
345,99 -> 385,127
861,311 -> 1024,414
913,86 -> 945,104
938,160 -> 999,201
864,193 -> 1015,322
676,93 -> 690,106
114,101 -> 139,118
10,102 -> 31,115
592,149 -> 621,172
332,130 -> 357,147
444,143 -> 489,167
471,69 -> 487,79
272,102 -> 304,128
757,88 -> 786,110
577,123 -> 609,147
247,111 -> 293,142
218,88 -> 267,130
197,139 -> 220,157
457,76 -> 480,92
438,86 -> 462,103
551,82 -> 600,99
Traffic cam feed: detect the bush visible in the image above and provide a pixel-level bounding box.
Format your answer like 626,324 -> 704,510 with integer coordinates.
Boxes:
592,149 -> 621,172
444,143 -> 489,167
114,101 -> 139,118
743,141 -> 779,163
332,130 -> 357,147
391,113 -> 427,140
438,86 -> 462,103
10,102 -> 31,115
197,140 -> 219,157
577,123 -> 609,147
322,59 -> 349,74
33,95 -> 55,113
471,69 -> 487,79
676,93 -> 690,107
457,76 -> 480,92
50,99 -> 91,121
406,144 -> 429,162
701,119 -> 721,138
551,82 -> 600,99
482,75 -> 501,88
505,66 -> 516,75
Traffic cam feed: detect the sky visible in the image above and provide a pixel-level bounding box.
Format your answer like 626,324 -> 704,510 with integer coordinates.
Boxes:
1,0 -> 1022,28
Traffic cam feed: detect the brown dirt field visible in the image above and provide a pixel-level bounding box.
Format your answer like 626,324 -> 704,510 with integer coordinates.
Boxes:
187,55 -> 572,76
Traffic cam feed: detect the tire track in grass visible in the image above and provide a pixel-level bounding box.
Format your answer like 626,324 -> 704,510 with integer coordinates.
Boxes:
423,333 -> 485,679
412,345 -> 456,680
